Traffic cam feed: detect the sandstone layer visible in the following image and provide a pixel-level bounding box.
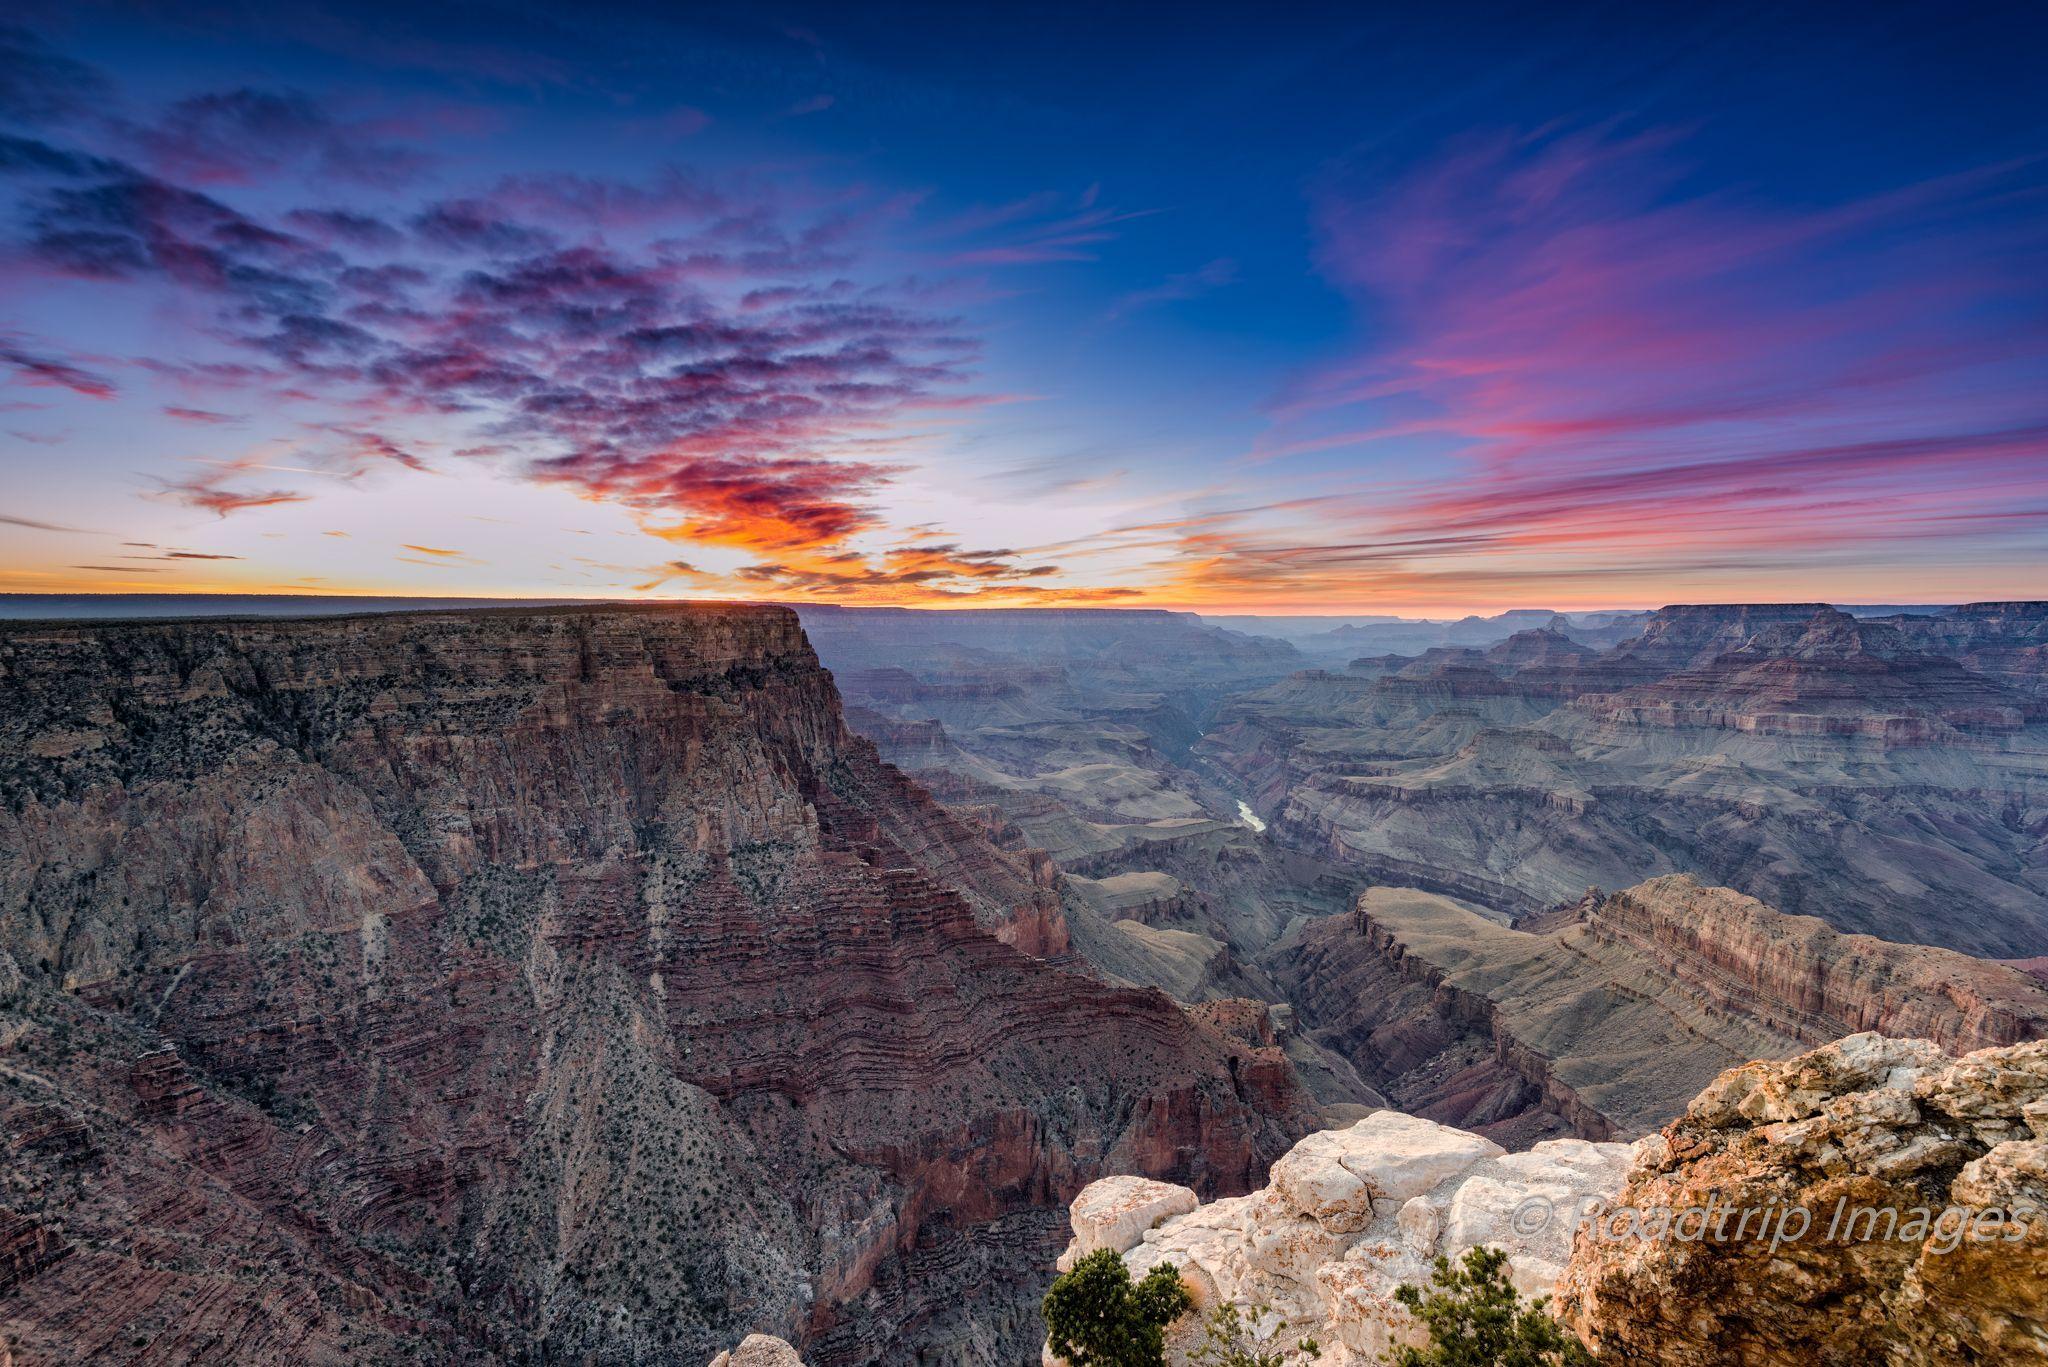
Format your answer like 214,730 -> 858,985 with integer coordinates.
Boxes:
1274,877 -> 2048,1140
0,605 -> 1315,1364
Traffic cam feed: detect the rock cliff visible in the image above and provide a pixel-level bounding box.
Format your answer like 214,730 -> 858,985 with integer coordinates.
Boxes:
1558,1033 -> 2048,1364
1274,878 -> 2048,1139
1585,876 -> 2048,1054
0,605 -> 1315,1364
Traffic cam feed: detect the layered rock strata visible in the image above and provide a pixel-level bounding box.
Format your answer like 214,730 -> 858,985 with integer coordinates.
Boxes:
1275,879 -> 2048,1140
1586,876 -> 2048,1054
0,606 -> 1314,1364
1207,602 -> 2048,955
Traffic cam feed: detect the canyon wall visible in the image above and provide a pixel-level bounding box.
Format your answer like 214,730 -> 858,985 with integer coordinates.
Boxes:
1275,878 -> 2048,1141
0,605 -> 1316,1364
1208,603 -> 2048,956
1585,875 -> 2048,1054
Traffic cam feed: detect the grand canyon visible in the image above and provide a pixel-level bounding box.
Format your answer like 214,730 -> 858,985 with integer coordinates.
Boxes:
2,597 -> 2046,1363
6,3 -> 2048,1362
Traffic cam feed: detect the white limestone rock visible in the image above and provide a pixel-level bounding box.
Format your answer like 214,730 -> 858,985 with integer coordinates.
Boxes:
1268,1111 -> 1505,1233
1057,1175 -> 1201,1271
1060,1115 -> 1631,1366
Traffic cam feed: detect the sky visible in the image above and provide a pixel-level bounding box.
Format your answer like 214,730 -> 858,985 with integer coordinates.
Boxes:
2,1 -> 2045,614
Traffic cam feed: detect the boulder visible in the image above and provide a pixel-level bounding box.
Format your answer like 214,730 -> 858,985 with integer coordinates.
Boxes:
708,1335 -> 805,1367
1058,1176 -> 1201,1270
1056,1115 -> 1630,1365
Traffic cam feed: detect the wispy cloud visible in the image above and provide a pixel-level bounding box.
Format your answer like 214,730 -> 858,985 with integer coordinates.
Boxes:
1201,124 -> 2048,602
1107,258 -> 1238,320
2,513 -> 93,533
1,339 -> 116,398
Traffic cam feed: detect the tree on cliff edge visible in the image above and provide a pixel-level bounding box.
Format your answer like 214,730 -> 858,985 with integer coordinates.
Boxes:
1043,1247 -> 1194,1367
1387,1247 -> 1593,1367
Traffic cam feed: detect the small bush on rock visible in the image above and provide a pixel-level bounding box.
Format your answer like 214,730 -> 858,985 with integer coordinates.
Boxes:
1386,1247 -> 1592,1367
1043,1247 -> 1194,1367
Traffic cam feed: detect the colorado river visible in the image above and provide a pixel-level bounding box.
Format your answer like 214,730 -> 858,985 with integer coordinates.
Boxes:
1236,800 -> 1267,832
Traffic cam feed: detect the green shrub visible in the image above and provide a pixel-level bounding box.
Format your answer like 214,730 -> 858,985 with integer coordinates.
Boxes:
1043,1247 -> 1193,1367
1386,1247 -> 1593,1367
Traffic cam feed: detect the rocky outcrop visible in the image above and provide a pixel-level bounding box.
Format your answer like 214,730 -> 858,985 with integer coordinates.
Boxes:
1274,879 -> 2048,1141
1586,876 -> 2048,1054
1557,1034 -> 2048,1364
709,1334 -> 807,1366
1055,1176 -> 1200,1271
0,606 -> 1315,1364
1054,1113 -> 1638,1365
1062,1034 -> 2048,1367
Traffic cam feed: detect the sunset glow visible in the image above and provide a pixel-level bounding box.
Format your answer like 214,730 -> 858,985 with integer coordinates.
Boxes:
4,5 -> 2045,612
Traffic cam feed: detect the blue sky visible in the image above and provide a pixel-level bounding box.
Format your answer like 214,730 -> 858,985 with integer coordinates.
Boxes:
4,1 -> 2046,610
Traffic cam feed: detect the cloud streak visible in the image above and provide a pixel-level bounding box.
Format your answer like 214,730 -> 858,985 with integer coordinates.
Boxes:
1176,124 -> 2048,604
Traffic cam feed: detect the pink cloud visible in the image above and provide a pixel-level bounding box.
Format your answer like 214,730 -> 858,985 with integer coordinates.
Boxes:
1263,125 -> 2048,571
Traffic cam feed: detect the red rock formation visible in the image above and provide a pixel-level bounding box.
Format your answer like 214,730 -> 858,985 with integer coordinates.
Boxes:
1587,876 -> 2048,1053
0,605 -> 1312,1364
1274,878 -> 2048,1144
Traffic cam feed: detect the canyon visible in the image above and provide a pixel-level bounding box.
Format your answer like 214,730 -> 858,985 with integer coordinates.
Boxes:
803,603 -> 2048,1143
3,595 -> 2047,1363
0,605 -> 1314,1364
1205,602 -> 2048,956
